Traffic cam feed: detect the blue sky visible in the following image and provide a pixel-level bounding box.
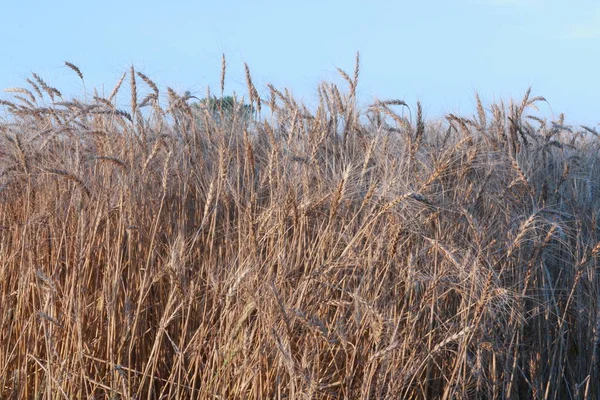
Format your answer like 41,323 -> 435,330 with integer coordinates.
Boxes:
2,0 -> 598,125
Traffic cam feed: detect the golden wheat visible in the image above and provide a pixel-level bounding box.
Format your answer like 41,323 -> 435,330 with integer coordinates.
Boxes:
0,62 -> 598,400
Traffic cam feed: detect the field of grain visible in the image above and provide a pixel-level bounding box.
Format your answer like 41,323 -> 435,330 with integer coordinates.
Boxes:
1,57 -> 599,399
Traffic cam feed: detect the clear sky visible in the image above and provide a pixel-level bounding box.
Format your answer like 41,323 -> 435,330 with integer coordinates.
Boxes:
2,0 -> 598,125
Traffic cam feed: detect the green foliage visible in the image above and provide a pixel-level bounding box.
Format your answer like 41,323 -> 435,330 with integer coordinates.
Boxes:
192,95 -> 255,123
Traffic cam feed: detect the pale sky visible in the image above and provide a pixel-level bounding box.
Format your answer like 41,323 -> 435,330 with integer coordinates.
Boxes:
2,0 -> 598,125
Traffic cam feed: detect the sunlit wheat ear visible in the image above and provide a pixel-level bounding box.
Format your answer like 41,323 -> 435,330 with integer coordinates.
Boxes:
220,54 -> 226,95
244,63 -> 254,104
446,114 -> 472,136
431,325 -> 475,355
336,66 -> 352,92
108,72 -> 126,102
26,78 -> 43,99
142,138 -> 164,175
93,156 -> 127,171
509,157 -> 532,194
161,150 -> 172,193
370,99 -> 409,108
31,72 -> 61,101
4,87 -> 36,104
360,137 -> 377,181
91,95 -> 113,109
329,166 -> 351,220
136,71 -> 159,96
138,93 -> 156,109
244,63 -> 260,114
41,168 -> 91,198
414,101 -> 424,148
5,133 -> 29,174
64,61 -> 83,81
352,50 -> 360,97
130,66 -> 137,117
332,84 -> 344,114
475,92 -> 486,130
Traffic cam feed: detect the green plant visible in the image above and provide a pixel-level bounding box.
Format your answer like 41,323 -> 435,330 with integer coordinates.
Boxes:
192,95 -> 255,125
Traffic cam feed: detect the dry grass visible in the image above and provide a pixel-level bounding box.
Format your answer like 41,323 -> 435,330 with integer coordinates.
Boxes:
0,60 -> 599,399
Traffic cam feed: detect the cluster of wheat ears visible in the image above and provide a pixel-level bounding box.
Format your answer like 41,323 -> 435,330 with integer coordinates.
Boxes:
0,54 -> 599,399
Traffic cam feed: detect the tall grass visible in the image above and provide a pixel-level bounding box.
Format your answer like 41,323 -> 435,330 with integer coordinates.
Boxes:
1,58 -> 599,399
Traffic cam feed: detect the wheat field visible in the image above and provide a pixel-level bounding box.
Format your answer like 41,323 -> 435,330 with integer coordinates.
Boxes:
1,57 -> 599,399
